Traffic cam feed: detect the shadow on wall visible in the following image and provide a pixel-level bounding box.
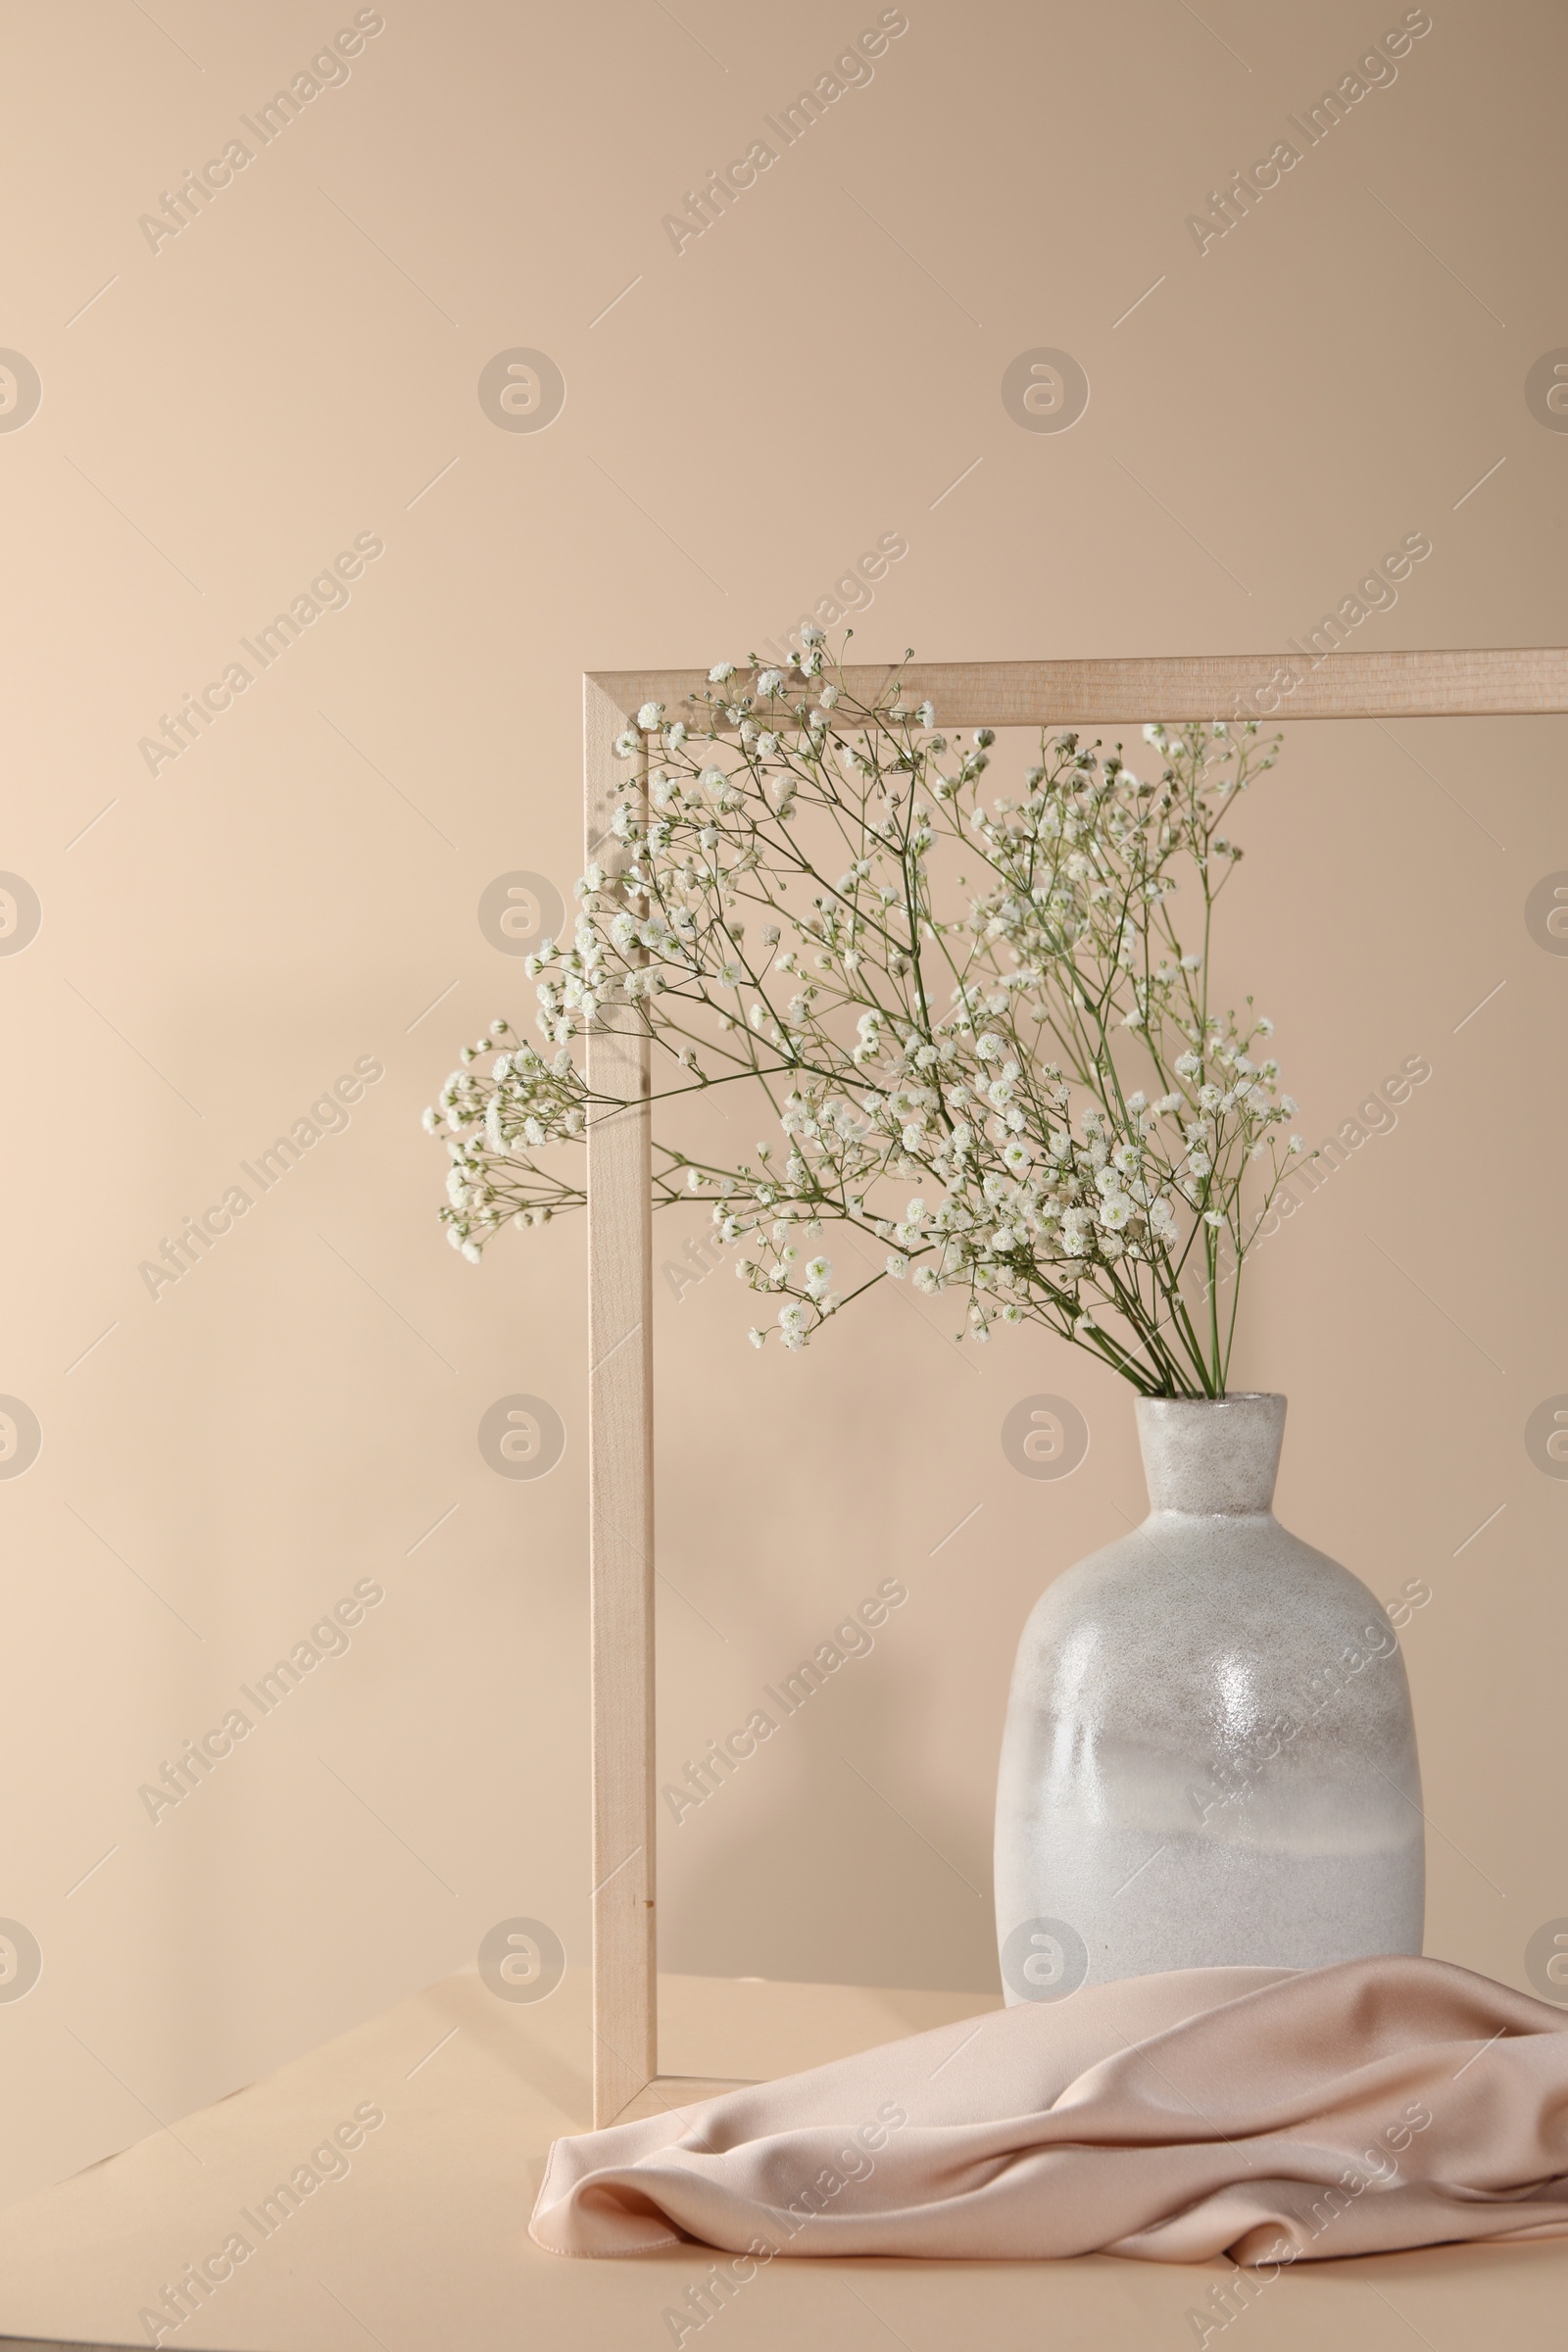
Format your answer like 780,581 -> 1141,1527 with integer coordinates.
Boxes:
657,1646 -> 1001,1994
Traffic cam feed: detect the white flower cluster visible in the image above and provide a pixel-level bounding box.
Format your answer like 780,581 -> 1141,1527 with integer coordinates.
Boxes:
424,1023 -> 592,1260
424,642 -> 1302,1396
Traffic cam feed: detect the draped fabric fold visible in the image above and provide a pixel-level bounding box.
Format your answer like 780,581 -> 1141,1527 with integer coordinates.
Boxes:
531,1958 -> 1568,2266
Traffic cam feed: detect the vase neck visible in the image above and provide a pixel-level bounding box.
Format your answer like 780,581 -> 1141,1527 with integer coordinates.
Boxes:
1134,1394 -> 1285,1515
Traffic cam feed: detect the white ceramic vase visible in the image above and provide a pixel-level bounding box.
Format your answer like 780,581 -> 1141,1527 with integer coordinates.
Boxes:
993,1393 -> 1424,2000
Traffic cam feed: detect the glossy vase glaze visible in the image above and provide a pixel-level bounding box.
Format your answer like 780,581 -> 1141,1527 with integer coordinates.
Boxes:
994,1394 -> 1423,1999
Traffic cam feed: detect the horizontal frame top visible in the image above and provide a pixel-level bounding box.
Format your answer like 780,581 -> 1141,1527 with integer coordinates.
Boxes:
589,648 -> 1568,730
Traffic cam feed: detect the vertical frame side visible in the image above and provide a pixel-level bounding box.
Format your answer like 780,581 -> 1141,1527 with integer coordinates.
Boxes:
583,678 -> 657,2124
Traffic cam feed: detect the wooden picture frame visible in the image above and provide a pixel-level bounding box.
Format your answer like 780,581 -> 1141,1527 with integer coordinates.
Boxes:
582,646 -> 1568,2124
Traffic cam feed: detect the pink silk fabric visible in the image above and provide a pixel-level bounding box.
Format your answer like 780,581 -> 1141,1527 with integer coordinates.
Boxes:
531,1958 -> 1568,2265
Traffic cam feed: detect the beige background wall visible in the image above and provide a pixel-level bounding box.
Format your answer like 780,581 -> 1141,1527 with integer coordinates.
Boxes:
1,0 -> 1564,2211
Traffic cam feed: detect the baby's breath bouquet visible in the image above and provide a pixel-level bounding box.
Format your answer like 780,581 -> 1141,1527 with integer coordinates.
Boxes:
426,637 -> 1306,1398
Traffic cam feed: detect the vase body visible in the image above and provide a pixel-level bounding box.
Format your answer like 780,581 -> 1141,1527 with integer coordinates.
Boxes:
993,1394 -> 1423,1999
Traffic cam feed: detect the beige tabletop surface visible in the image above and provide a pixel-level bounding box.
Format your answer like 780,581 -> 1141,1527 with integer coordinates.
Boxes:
0,1967 -> 1564,2352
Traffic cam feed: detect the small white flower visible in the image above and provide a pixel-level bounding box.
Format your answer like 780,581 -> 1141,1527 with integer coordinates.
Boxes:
636,701 -> 664,730
757,668 -> 784,696
1003,1138 -> 1033,1172
1097,1193 -> 1133,1231
818,683 -> 839,708
708,663 -> 735,683
886,1251 -> 908,1279
748,1327 -> 764,1348
800,622 -> 826,645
